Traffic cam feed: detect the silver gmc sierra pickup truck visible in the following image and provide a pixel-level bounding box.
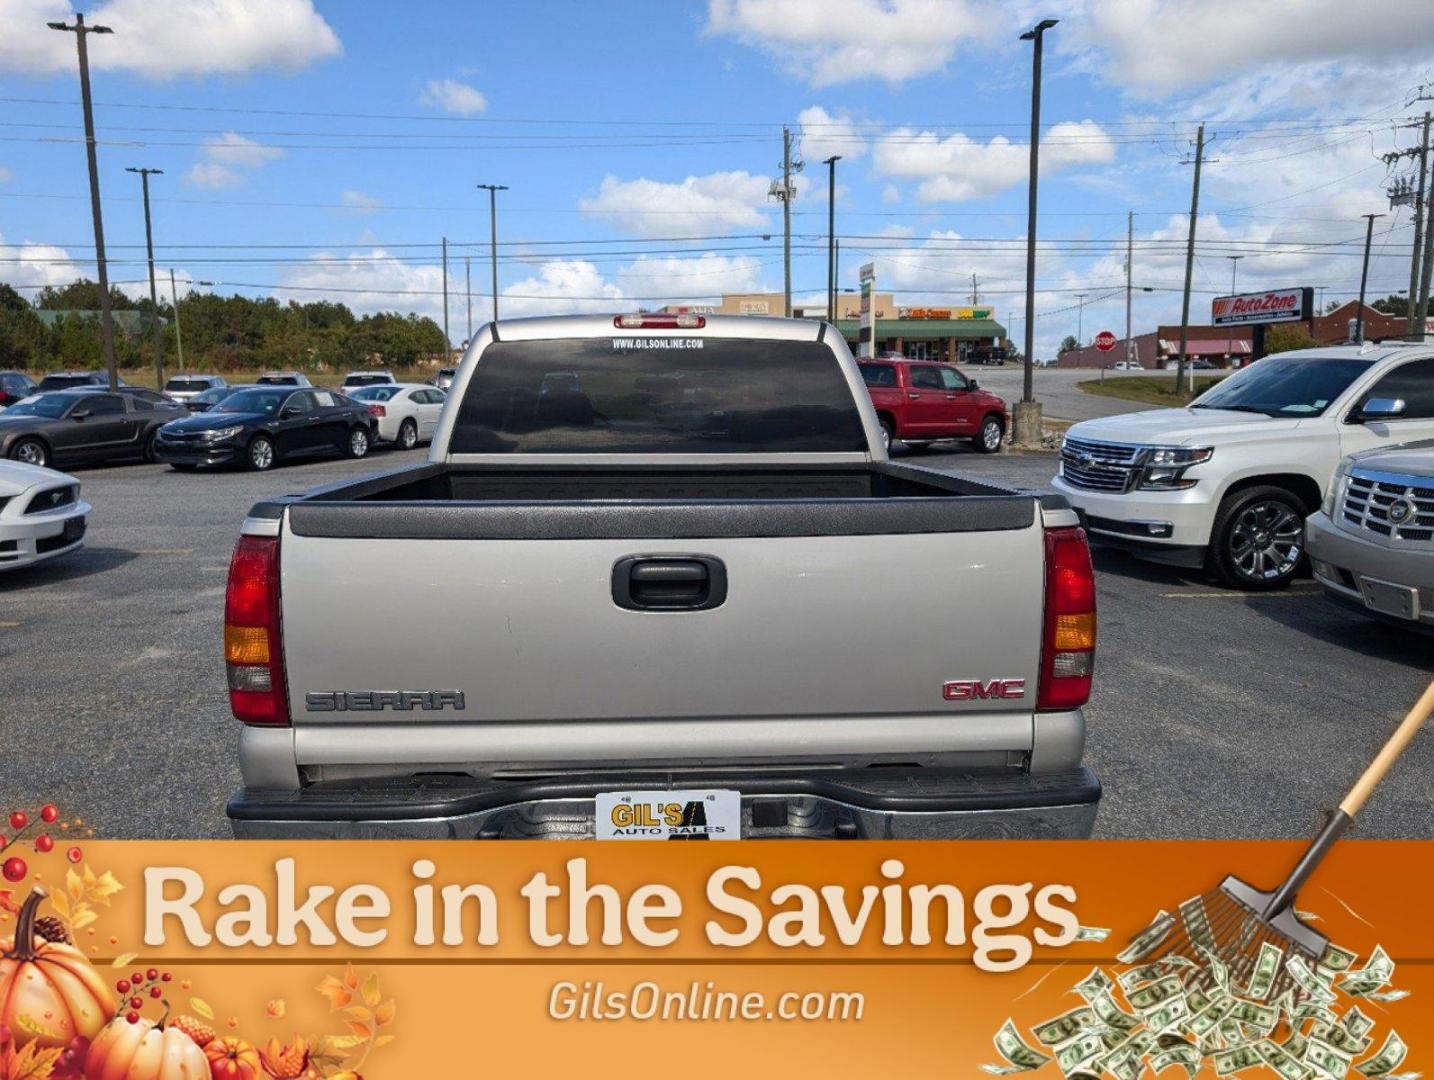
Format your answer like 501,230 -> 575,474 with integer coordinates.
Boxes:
224,313 -> 1101,839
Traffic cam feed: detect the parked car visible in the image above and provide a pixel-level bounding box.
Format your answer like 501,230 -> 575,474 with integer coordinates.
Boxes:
1112,360 -> 1144,371
347,383 -> 446,449
1306,441 -> 1434,634
184,384 -> 250,413
430,367 -> 457,392
35,371 -> 117,393
0,459 -> 90,572
1053,343 -> 1434,590
223,312 -> 1100,840
0,371 -> 35,409
341,370 -> 396,389
858,357 -> 1007,453
163,374 -> 228,403
112,387 -> 185,414
154,385 -> 376,471
256,371 -> 312,387
1190,358 -> 1217,370
0,389 -> 176,469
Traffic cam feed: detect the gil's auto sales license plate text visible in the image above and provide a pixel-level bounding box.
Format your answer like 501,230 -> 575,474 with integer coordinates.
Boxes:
595,789 -> 740,840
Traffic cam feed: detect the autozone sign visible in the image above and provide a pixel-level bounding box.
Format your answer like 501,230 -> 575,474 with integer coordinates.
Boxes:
1211,287 -> 1313,326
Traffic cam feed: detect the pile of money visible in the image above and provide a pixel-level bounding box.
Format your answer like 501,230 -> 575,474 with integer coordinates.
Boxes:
983,904 -> 1415,1080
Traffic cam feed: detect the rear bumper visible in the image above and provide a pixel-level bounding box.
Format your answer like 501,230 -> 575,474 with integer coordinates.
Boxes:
227,766 -> 1101,840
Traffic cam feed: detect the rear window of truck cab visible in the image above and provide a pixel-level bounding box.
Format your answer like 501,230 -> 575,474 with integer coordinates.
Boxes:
450,337 -> 867,454
858,362 -> 898,387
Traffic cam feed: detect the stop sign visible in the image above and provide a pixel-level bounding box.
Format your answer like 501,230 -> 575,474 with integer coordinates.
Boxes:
1094,330 -> 1118,352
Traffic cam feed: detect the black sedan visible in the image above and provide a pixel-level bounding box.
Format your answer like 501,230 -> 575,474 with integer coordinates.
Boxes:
154,386 -> 377,471
183,384 -> 250,413
0,389 -> 176,469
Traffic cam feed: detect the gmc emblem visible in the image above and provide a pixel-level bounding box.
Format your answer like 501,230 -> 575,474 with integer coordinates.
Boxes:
943,678 -> 1027,701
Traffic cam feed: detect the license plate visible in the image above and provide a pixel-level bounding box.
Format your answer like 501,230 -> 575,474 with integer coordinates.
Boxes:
1359,577 -> 1419,621
595,789 -> 740,841
61,517 -> 85,543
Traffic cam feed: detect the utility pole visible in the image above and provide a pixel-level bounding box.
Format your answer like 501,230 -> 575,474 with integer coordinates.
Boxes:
1124,210 -> 1134,366
477,184 -> 507,322
1225,255 -> 1242,364
1075,292 -> 1087,348
48,13 -> 118,391
1176,123 -> 1206,396
822,154 -> 840,322
1016,18 -> 1058,446
126,167 -> 164,388
1356,213 -> 1383,343
834,238 -> 840,315
1411,115 -> 1430,339
771,128 -> 802,317
441,236 -> 449,349
465,255 -> 472,345
971,273 -> 979,305
168,268 -> 184,371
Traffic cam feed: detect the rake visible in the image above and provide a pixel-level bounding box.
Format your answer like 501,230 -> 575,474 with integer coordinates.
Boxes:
1134,678 -> 1434,1002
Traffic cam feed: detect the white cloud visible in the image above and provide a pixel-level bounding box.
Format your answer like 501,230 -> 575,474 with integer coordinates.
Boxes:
881,184 -> 901,205
202,132 -> 281,168
798,105 -> 867,161
0,0 -> 340,79
613,253 -> 767,301
278,249 -> 448,326
497,260 -> 625,318
341,189 -> 382,214
0,229 -> 80,291
0,167 -> 11,183
705,0 -> 993,86
418,78 -> 488,116
183,162 -> 242,189
875,120 -> 1116,202
580,171 -> 774,237
1081,0 -> 1434,96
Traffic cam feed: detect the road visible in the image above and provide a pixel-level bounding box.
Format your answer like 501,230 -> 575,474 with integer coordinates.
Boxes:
0,444 -> 1429,841
971,364 -> 1179,422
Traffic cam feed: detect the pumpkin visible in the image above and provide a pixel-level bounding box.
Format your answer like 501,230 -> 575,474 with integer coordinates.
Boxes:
204,1036 -> 263,1080
85,1014 -> 209,1080
0,887 -> 114,1050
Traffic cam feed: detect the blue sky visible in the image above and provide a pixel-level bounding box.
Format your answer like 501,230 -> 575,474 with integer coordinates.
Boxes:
3,0 -> 1434,356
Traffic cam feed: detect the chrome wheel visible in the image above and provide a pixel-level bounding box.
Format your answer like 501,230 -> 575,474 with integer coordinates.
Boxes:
980,418 -> 1003,452
349,428 -> 370,458
248,437 -> 274,471
398,420 -> 418,450
12,440 -> 47,468
1229,500 -> 1302,582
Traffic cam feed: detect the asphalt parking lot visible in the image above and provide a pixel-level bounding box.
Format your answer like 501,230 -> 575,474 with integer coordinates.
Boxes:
1,442 -> 1430,840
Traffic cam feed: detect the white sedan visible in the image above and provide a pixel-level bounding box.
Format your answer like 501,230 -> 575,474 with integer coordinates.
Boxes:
347,383 -> 446,449
0,460 -> 91,572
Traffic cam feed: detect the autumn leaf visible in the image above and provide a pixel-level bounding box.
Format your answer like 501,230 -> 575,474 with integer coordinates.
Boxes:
321,1035 -> 365,1052
47,891 -> 69,920
373,1034 -> 396,1049
344,1020 -> 371,1040
343,963 -> 359,990
189,997 -> 215,1021
360,972 -> 381,1008
315,975 -> 353,1011
342,1006 -> 371,1025
2,1041 -> 64,1080
110,952 -> 138,968
373,1000 -> 395,1027
266,999 -> 286,1019
65,868 -> 83,904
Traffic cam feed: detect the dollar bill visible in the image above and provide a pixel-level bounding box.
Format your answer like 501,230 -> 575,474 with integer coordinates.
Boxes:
1258,1039 -> 1313,1080
1343,1007 -> 1376,1040
1214,1045 -> 1264,1075
1246,941 -> 1284,1001
1091,990 -> 1141,1034
1363,989 -> 1410,1003
1288,955 -> 1339,1005
1179,896 -> 1217,953
1128,975 -> 1185,1014
1188,997 -> 1237,1039
1200,946 -> 1232,993
1355,1032 -> 1407,1078
1228,1000 -> 1279,1033
1057,1033 -> 1107,1076
1151,1044 -> 1200,1078
1313,1021 -> 1374,1057
1076,925 -> 1112,942
1186,986 -> 1212,1015
1146,996 -> 1191,1035
1074,967 -> 1115,1002
987,1019 -> 1053,1073
1341,947 -> 1394,997
1319,943 -> 1358,973
1118,911 -> 1176,965
1295,1001 -> 1340,1028
1120,963 -> 1172,992
1034,1006 -> 1099,1047
1307,1037 -> 1354,1080
1282,1031 -> 1309,1059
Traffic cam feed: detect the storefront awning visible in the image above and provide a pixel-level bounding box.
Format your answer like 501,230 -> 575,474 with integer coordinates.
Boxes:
1159,338 -> 1251,355
835,318 -> 1008,340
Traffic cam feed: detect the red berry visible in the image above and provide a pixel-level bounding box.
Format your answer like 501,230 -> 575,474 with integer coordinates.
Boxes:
146,968 -> 159,981
129,997 -> 143,1010
116,980 -> 130,994
35,834 -> 53,853
149,986 -> 162,999
8,812 -> 26,831
131,972 -> 143,985
2,857 -> 26,883
66,846 -> 82,864
0,835 -> 7,849
40,805 -> 58,824
161,972 -> 172,982
125,1012 -> 139,1024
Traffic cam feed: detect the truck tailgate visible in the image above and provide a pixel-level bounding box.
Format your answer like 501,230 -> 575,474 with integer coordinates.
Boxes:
278,521 -> 1046,759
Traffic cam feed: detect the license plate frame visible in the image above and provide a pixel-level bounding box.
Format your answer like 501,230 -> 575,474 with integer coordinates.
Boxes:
595,789 -> 741,841
1359,576 -> 1419,622
61,516 -> 86,543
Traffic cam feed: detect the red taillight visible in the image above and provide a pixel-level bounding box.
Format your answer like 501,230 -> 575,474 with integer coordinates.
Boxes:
224,534 -> 289,726
613,313 -> 705,330
1038,526 -> 1097,711
367,404 -> 386,418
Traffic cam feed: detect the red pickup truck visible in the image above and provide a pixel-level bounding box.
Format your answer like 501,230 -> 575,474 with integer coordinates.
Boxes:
858,357 -> 1008,453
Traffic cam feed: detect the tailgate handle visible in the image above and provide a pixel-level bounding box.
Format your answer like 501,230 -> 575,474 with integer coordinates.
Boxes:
613,555 -> 727,612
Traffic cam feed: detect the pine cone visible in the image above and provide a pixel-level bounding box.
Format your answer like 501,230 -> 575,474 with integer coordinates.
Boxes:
33,915 -> 70,944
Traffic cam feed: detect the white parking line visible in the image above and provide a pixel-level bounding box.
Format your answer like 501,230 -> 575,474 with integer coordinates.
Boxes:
1160,586 -> 1322,599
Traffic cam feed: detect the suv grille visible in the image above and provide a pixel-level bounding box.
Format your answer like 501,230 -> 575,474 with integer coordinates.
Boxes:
1060,437 -> 1143,493
1342,470 -> 1434,546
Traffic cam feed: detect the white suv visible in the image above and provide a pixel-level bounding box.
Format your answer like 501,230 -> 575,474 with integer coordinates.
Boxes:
1052,343 -> 1434,589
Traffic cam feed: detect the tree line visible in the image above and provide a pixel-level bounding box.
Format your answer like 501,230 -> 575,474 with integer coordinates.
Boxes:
0,280 -> 451,374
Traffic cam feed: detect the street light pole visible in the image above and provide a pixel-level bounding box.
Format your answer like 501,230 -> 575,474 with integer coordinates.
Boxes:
1075,292 -> 1087,348
477,184 -> 507,322
168,269 -> 185,372
48,13 -> 118,391
823,155 -> 841,322
1225,255 -> 1242,364
465,255 -> 472,345
126,167 -> 164,388
1356,213 -> 1384,343
1016,17 -> 1058,447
